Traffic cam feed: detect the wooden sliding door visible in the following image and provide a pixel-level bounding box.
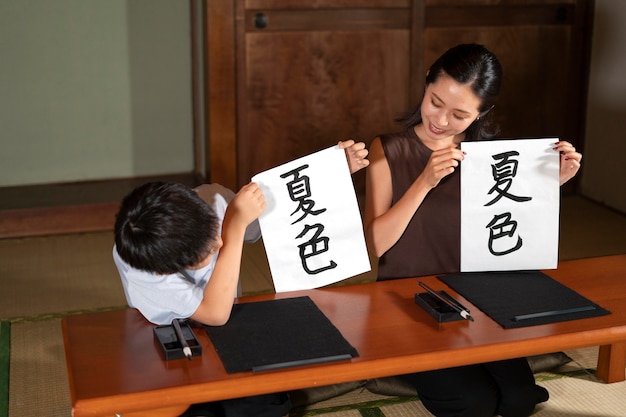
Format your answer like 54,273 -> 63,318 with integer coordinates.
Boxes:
204,0 -> 593,194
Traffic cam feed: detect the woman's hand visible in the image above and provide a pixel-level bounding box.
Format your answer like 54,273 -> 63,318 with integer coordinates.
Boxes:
554,141 -> 582,186
339,140 -> 370,174
421,146 -> 465,188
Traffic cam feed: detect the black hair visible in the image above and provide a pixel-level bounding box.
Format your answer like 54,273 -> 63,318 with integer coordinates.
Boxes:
400,43 -> 503,141
114,181 -> 220,274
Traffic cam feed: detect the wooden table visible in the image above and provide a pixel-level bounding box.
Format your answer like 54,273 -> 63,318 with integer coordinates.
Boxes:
62,255 -> 626,417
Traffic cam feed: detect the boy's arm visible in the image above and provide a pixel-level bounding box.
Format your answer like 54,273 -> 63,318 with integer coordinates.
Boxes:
190,183 -> 265,325
195,183 -> 261,243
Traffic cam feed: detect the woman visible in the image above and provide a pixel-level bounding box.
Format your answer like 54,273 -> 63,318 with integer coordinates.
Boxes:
364,44 -> 582,417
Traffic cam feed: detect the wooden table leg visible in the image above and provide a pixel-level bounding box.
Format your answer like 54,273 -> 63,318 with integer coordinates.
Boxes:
596,342 -> 626,383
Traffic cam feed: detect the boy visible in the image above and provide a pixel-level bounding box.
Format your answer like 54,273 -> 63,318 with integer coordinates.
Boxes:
112,141 -> 368,417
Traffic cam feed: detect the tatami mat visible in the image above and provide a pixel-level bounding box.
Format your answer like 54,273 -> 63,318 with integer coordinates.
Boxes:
8,320 -> 69,417
533,347 -> 626,416
0,233 -> 126,320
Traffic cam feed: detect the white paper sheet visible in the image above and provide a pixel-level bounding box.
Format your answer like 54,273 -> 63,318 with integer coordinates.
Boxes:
252,145 -> 371,293
460,138 -> 560,272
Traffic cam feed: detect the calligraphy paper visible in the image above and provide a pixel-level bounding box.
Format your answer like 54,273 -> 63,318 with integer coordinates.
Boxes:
460,138 -> 560,272
252,145 -> 371,293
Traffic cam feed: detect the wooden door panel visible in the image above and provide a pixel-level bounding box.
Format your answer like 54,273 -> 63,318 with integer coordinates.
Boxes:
238,15 -> 411,195
205,0 -> 591,195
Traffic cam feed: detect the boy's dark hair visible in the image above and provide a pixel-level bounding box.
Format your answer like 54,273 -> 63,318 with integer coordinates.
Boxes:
114,182 -> 220,274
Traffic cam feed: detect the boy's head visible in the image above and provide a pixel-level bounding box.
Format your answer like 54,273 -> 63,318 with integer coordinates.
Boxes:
114,181 -> 220,274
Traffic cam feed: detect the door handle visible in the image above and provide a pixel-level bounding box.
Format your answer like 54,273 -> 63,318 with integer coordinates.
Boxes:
254,13 -> 268,29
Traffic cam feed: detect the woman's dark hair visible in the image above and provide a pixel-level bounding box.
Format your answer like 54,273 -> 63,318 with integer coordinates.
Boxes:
114,181 -> 220,274
400,43 -> 503,141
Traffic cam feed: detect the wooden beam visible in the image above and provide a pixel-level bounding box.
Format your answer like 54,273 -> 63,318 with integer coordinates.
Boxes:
205,0 -> 238,190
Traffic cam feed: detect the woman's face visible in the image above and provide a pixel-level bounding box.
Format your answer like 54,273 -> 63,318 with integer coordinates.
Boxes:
419,74 -> 482,144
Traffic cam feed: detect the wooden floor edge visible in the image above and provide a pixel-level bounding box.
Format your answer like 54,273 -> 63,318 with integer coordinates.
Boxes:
0,202 -> 119,239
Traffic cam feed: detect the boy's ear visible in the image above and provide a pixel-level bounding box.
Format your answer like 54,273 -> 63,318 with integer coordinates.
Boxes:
208,236 -> 223,254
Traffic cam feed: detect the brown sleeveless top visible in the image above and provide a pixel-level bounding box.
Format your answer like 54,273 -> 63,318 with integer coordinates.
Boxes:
377,128 -> 461,280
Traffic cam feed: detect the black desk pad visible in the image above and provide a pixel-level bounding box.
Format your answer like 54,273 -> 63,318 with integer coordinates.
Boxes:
439,271 -> 611,328
205,296 -> 358,373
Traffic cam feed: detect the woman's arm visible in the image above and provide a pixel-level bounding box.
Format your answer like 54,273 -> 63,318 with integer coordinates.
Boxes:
364,137 -> 465,257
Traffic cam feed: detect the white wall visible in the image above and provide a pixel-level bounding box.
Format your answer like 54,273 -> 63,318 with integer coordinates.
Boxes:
582,0 -> 626,213
0,0 -> 193,187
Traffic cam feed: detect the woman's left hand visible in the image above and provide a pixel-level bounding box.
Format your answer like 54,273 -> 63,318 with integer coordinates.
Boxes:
339,140 -> 370,174
554,141 -> 582,186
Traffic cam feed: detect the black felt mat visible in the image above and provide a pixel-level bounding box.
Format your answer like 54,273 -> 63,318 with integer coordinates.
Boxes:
439,271 -> 610,328
205,296 -> 358,373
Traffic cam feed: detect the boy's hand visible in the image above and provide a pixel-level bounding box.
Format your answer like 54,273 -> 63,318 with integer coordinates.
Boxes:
229,182 -> 266,226
339,140 -> 370,174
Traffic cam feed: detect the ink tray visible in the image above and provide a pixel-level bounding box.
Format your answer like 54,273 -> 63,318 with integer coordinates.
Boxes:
414,291 -> 464,323
154,321 -> 203,360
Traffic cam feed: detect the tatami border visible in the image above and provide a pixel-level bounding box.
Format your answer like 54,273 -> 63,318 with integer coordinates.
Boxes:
0,321 -> 10,417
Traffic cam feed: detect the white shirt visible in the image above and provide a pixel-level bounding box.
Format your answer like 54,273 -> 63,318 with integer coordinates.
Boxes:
113,183 -> 261,325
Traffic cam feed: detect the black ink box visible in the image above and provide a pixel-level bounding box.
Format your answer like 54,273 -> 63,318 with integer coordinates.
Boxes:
153,321 -> 203,360
415,291 -> 464,323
